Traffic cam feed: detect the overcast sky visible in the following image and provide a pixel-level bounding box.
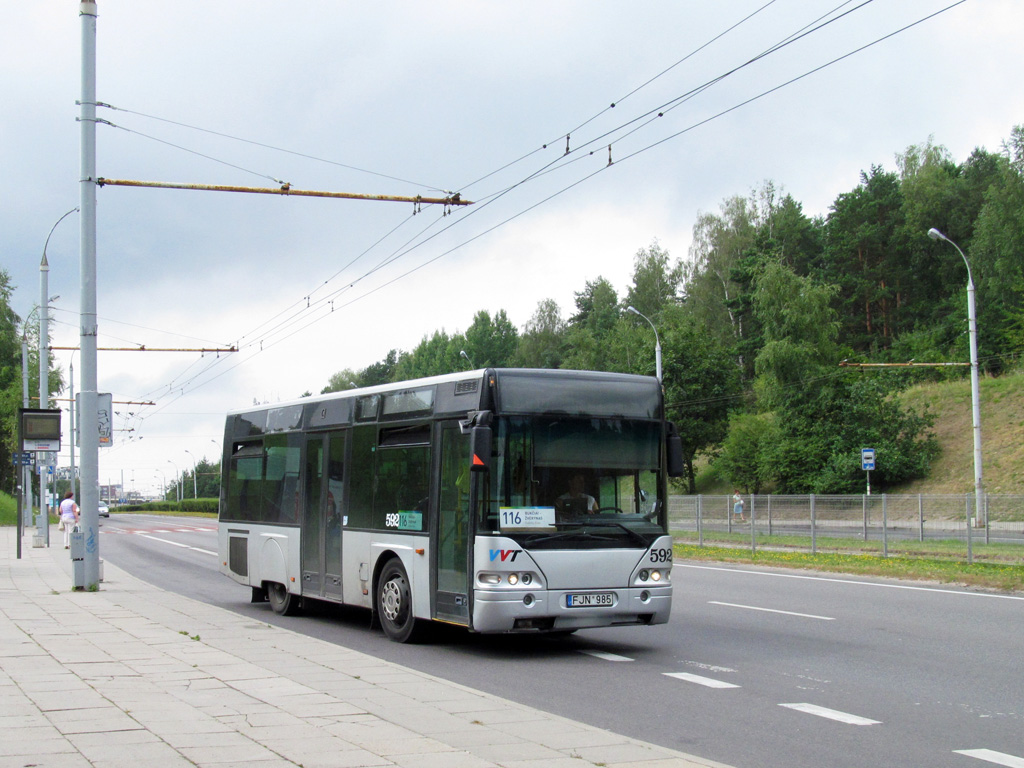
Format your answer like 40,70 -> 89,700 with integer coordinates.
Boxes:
4,1 -> 1022,498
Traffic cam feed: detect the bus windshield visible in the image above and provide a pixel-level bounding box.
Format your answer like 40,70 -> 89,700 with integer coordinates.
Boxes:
484,415 -> 665,549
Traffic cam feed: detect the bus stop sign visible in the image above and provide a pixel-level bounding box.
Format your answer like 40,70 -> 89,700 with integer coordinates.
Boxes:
861,448 -> 876,471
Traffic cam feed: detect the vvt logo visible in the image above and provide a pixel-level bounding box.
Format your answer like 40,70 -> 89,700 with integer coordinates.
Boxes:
489,549 -> 522,562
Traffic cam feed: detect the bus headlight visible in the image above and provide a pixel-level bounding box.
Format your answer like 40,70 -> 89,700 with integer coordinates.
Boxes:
507,573 -> 519,586
639,569 -> 649,582
650,570 -> 662,582
479,573 -> 501,585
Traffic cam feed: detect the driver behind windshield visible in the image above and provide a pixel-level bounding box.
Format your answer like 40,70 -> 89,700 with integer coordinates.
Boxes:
556,473 -> 598,515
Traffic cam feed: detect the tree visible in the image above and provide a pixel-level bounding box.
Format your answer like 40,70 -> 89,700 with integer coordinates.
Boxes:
658,308 -> 742,493
464,309 -> 518,368
752,261 -> 842,407
394,330 -> 463,380
563,277 -> 621,371
514,299 -> 566,369
751,262 -> 935,492
716,412 -> 774,494
624,240 -> 682,319
684,194 -> 760,352
970,125 -> 1024,362
0,269 -> 22,492
822,166 -> 908,351
0,270 -> 62,494
321,368 -> 361,394
362,349 -> 400,386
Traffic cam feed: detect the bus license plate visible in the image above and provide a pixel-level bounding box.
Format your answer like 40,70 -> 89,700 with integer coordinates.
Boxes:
567,592 -> 613,608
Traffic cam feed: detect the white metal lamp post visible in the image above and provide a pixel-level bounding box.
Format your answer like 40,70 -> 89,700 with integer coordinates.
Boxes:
927,227 -> 984,528
166,460 -> 181,502
154,471 -> 166,501
625,306 -> 662,383
184,449 -> 198,499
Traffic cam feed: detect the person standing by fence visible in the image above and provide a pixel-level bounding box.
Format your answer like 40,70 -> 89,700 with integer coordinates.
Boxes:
732,490 -> 745,522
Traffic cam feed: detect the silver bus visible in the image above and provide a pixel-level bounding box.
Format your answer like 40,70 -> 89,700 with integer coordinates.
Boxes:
218,368 -> 683,642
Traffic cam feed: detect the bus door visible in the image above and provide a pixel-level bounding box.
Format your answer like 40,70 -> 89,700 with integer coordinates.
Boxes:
301,431 -> 346,600
433,422 -> 471,624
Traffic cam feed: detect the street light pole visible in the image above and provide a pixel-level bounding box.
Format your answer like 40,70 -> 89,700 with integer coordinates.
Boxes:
927,228 -> 984,529
184,449 -> 198,499
167,460 -> 181,502
625,306 -> 662,383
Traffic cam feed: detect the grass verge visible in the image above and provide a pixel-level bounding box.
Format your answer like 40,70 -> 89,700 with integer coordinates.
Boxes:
674,543 -> 1024,593
672,530 -> 1024,563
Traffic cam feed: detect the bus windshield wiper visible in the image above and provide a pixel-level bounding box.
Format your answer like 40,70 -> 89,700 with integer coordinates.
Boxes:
522,529 -> 618,546
578,519 -> 650,547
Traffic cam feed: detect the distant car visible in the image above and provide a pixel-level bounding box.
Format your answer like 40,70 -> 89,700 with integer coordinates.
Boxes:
98,502 -> 110,517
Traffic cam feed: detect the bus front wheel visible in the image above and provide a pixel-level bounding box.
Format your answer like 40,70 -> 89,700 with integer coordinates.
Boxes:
377,559 -> 422,643
266,581 -> 300,616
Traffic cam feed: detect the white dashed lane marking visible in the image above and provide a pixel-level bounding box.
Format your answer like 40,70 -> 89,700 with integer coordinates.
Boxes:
708,600 -> 835,621
663,672 -> 740,689
954,749 -> 1024,767
579,650 -> 634,662
779,703 -> 880,725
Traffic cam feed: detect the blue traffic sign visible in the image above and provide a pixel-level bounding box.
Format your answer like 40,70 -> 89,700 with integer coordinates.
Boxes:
861,448 -> 876,471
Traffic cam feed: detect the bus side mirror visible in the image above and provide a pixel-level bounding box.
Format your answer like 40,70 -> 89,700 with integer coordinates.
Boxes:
666,423 -> 684,478
470,425 -> 491,472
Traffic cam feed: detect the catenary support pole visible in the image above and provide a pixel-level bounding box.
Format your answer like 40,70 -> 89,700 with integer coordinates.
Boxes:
78,1 -> 100,589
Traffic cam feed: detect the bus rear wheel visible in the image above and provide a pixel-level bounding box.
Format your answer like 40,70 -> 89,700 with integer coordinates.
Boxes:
377,559 -> 422,643
266,581 -> 300,616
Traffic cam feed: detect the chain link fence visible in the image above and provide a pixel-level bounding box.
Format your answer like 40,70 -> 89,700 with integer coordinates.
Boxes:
668,494 -> 1024,563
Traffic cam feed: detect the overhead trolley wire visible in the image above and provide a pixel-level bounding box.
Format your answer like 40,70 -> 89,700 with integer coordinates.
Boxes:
97,103 -> 452,194
109,2 -> 967,429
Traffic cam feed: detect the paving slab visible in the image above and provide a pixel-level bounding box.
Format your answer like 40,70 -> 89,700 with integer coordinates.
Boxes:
0,526 -> 732,768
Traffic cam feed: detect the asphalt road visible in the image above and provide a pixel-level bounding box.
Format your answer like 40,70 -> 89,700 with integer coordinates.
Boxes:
97,514 -> 1024,768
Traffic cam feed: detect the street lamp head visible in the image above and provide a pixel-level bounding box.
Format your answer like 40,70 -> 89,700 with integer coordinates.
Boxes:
927,227 -> 947,242
625,305 -> 640,316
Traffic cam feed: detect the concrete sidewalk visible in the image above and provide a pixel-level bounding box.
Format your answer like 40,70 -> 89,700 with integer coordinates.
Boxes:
0,527 -> 732,768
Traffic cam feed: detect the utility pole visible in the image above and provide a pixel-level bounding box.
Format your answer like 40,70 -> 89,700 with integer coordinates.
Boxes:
78,0 -> 101,589
38,250 -> 50,545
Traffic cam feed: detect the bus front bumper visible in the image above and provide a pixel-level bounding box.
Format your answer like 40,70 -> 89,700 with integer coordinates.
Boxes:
470,585 -> 672,633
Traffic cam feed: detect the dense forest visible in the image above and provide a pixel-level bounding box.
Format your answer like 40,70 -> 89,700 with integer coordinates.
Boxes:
318,128 -> 1024,495
3,127 -> 1022,496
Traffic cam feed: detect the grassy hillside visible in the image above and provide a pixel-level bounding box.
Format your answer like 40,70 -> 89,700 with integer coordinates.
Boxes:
893,368 -> 1024,494
695,367 -> 1024,495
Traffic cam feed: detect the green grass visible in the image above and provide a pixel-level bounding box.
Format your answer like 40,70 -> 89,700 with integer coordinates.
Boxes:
114,508 -> 217,519
0,491 -> 16,526
673,529 -> 1024,563
674,542 -> 1024,593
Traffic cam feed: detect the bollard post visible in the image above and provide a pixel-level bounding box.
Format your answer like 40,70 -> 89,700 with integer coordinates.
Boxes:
70,526 -> 86,589
919,494 -> 924,543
